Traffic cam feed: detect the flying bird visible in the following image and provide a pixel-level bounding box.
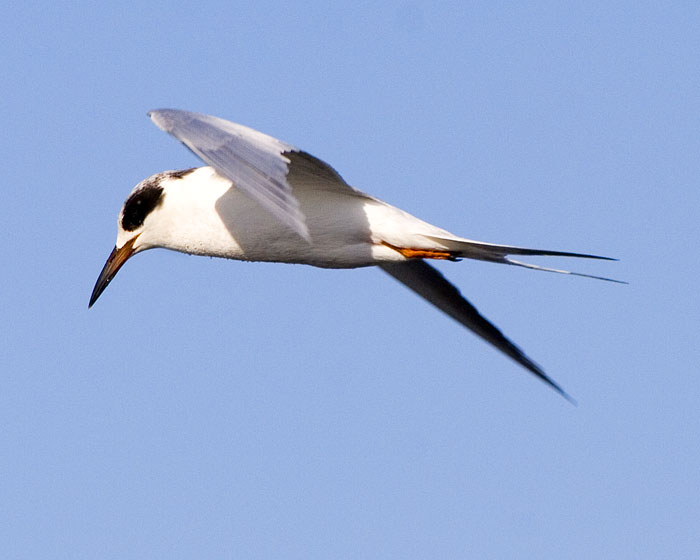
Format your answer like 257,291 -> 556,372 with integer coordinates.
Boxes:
90,109 -> 620,401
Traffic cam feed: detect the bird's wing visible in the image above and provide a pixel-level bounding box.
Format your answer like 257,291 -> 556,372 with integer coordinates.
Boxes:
149,109 -> 364,241
380,260 -> 574,402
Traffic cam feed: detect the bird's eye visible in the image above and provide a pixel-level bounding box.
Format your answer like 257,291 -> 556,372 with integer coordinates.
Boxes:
121,185 -> 164,231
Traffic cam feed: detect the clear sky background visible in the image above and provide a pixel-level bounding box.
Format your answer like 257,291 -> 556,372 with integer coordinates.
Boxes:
3,2 -> 699,558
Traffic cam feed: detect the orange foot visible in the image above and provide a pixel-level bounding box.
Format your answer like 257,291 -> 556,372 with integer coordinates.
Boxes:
381,241 -> 460,261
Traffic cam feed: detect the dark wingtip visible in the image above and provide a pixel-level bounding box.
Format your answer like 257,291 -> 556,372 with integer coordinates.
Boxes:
512,349 -> 577,404
525,363 -> 577,405
549,381 -> 578,406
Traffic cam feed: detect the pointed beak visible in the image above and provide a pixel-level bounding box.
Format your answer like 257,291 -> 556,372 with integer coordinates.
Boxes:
88,235 -> 140,308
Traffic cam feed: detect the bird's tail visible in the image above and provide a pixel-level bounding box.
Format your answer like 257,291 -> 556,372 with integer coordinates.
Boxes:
422,234 -> 625,284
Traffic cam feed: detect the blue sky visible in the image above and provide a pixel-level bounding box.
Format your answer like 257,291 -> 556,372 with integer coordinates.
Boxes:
3,2 -> 699,558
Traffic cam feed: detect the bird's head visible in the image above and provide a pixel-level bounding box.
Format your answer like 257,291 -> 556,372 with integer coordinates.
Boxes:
89,169 -> 195,308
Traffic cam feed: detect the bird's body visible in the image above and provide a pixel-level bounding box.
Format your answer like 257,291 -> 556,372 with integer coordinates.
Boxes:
129,165 -> 467,268
91,109 -> 621,401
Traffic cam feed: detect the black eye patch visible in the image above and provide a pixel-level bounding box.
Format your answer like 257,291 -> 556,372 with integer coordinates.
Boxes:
121,185 -> 164,231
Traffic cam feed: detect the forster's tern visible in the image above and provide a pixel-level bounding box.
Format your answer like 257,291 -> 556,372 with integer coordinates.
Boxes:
91,109 -> 620,401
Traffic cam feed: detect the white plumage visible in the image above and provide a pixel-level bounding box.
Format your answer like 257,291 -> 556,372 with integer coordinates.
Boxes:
91,109 -> 622,401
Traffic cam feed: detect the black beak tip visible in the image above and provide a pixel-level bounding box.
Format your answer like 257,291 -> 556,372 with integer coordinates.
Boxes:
88,291 -> 99,309
88,274 -> 110,309
88,244 -> 130,309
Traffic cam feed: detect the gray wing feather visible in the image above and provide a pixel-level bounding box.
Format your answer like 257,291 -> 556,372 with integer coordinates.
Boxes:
150,109 -> 318,240
380,260 -> 575,402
